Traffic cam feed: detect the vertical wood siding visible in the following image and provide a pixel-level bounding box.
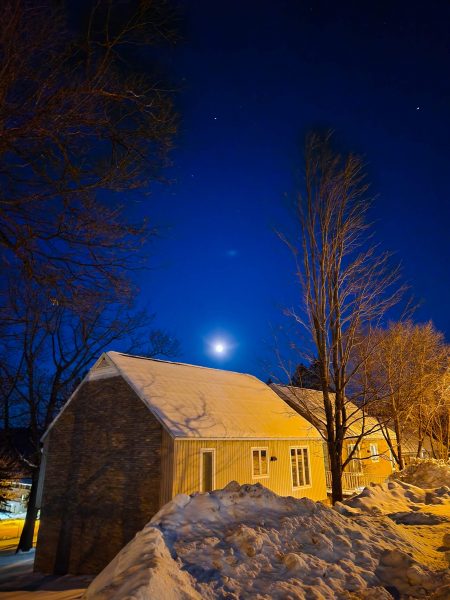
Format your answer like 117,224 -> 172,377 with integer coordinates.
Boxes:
172,438 -> 327,501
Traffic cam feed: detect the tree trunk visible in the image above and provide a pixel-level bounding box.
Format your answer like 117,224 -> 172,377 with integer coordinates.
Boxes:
328,443 -> 343,504
393,415 -> 404,470
16,467 -> 39,553
416,439 -> 423,459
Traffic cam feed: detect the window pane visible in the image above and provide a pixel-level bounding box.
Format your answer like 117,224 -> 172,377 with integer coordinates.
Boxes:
253,450 -> 260,475
302,448 -> 310,485
298,449 -> 305,486
260,450 -> 268,475
291,449 -> 298,487
370,444 -> 379,462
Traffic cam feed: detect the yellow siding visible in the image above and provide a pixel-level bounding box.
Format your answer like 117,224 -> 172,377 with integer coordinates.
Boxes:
172,438 -> 327,501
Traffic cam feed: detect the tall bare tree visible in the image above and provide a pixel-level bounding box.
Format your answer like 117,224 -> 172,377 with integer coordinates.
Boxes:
0,0 -> 178,304
0,278 -> 180,552
280,132 -> 402,503
359,321 -> 449,468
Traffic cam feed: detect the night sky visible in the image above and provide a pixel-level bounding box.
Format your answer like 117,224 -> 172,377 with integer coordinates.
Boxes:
135,1 -> 450,378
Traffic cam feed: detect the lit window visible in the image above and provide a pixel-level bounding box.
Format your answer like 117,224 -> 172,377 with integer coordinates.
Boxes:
369,443 -> 379,462
252,448 -> 268,477
290,447 -> 311,488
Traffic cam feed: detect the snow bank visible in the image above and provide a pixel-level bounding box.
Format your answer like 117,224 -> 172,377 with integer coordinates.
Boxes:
84,481 -> 450,600
390,459 -> 450,489
337,479 -> 450,516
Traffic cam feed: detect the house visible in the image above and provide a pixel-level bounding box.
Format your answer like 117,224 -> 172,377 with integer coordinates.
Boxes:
270,385 -> 394,495
35,352 -> 327,575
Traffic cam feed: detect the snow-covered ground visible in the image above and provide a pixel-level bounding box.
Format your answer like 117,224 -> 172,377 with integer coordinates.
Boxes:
84,463 -> 450,600
0,548 -> 91,600
0,511 -> 27,521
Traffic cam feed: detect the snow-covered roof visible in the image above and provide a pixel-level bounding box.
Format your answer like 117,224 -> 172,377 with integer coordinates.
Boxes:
270,384 -> 387,440
46,352 -> 321,440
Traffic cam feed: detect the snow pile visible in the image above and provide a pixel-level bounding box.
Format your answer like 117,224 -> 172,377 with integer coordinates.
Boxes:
84,481 -> 450,600
338,479 -> 450,516
390,459 -> 450,489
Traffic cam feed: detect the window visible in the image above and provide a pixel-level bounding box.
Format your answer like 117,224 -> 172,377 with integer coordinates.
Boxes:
200,449 -> 215,492
347,444 -> 362,473
290,447 -> 311,488
252,448 -> 269,478
369,443 -> 379,462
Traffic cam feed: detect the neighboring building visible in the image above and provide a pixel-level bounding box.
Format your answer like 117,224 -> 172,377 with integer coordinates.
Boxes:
35,352 -> 327,575
270,385 -> 394,495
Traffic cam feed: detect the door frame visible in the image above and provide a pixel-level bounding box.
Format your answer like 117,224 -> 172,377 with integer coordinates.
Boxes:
199,448 -> 216,492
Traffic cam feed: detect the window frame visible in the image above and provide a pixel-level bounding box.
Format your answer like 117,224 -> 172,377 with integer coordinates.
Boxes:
199,448 -> 216,492
369,443 -> 380,463
251,447 -> 269,479
289,446 -> 312,490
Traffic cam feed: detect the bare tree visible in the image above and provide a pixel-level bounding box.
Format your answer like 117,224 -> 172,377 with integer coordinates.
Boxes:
0,0 -> 178,305
279,132 -> 402,503
359,321 -> 449,468
429,369 -> 450,459
0,278 -> 180,552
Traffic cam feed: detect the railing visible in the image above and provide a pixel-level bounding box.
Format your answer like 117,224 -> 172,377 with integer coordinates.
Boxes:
325,471 -> 387,494
3,481 -> 32,490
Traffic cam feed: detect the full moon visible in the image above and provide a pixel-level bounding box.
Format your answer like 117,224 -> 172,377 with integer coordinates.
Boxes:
214,342 -> 225,354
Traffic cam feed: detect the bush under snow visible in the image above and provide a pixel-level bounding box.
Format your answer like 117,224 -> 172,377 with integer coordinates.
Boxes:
84,479 -> 450,600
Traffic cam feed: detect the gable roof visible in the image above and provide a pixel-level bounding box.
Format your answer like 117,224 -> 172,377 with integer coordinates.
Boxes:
44,352 -> 322,441
270,384 -> 388,441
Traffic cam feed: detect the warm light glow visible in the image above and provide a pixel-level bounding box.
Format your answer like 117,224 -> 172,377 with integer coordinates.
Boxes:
214,342 -> 225,354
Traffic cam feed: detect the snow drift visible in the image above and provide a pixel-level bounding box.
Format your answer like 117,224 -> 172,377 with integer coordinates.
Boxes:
84,479 -> 450,600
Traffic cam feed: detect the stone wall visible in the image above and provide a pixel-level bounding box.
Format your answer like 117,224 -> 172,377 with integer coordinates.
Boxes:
35,376 -> 162,575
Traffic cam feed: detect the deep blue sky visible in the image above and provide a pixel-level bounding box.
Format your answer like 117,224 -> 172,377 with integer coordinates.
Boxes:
135,0 -> 449,378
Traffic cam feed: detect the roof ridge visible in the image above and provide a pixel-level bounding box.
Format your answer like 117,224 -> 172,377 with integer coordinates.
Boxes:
107,351 -> 258,380
271,383 -> 324,394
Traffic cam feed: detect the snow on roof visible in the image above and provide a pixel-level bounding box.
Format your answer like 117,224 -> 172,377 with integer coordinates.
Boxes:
270,384 -> 388,440
100,352 -> 321,440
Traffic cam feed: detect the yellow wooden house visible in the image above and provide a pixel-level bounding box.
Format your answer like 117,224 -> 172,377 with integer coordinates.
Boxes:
36,352 -> 327,575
